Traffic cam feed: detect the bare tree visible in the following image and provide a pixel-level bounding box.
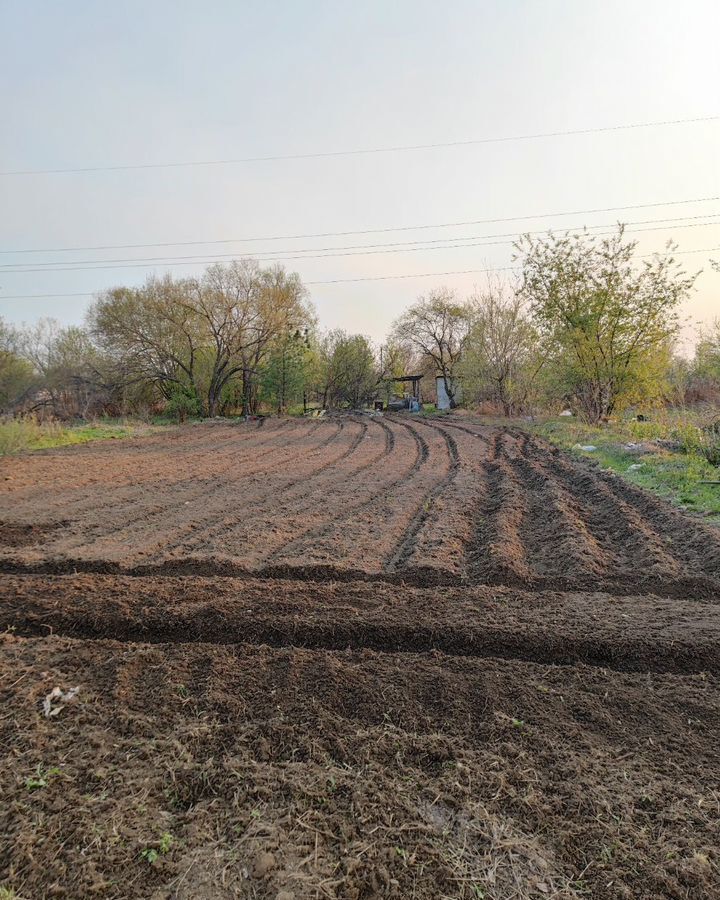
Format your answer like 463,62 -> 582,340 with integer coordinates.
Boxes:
462,278 -> 544,415
390,289 -> 471,408
18,318 -> 115,418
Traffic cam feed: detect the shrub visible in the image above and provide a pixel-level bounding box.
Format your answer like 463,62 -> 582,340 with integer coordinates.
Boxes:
698,423 -> 720,467
669,418 -> 720,467
165,387 -> 201,423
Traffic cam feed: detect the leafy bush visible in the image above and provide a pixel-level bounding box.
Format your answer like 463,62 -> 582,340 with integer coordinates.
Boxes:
623,411 -> 720,466
668,417 -> 720,466
626,419 -> 669,441
698,423 -> 720,467
672,423 -> 703,454
165,387 -> 201,423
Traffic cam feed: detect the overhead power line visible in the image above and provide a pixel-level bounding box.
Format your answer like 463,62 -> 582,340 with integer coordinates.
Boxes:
1,246 -> 717,300
306,245 -> 719,283
1,115 -> 717,177
2,194 -> 719,256
2,218 -> 719,275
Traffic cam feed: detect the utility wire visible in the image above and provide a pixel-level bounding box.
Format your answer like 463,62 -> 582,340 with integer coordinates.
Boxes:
3,195 -> 719,255
310,245 -> 719,283
1,212 -> 718,271
2,213 -> 719,270
1,246 -> 717,299
1,115 -> 717,177
2,219 -> 719,275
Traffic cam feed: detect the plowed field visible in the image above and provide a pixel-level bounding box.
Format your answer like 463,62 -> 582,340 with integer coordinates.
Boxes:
2,415 -> 720,899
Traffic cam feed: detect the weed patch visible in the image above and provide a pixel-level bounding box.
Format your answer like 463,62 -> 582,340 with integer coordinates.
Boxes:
530,415 -> 720,521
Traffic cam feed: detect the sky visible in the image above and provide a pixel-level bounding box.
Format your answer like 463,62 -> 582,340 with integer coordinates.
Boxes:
1,0 -> 719,346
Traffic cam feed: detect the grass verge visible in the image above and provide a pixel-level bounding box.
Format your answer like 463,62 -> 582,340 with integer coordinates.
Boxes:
529,416 -> 720,522
0,420 -> 147,455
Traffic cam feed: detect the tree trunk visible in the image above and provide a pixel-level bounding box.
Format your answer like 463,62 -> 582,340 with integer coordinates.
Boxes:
241,369 -> 250,417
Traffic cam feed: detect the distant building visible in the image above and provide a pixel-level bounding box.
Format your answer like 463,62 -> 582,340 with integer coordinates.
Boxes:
436,376 -> 462,410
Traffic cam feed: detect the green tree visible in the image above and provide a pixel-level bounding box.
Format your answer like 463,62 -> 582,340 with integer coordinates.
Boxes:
90,276 -> 203,409
166,384 -> 202,422
318,331 -> 378,408
260,329 -> 313,413
200,261 -> 313,416
0,318 -> 36,413
90,261 -> 314,417
515,226 -> 696,422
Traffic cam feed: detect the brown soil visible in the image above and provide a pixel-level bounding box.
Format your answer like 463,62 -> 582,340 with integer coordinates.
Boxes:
1,415 -> 719,899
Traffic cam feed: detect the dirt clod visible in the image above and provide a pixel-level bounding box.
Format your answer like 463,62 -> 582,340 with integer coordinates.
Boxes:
253,851 -> 277,879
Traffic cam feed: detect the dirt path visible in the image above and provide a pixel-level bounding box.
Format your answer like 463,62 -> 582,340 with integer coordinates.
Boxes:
1,415 -> 719,899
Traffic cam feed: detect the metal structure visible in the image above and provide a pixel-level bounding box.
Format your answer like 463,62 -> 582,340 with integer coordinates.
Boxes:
379,374 -> 423,412
384,374 -> 423,400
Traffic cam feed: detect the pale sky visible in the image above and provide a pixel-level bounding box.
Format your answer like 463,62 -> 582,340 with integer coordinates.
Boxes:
1,0 -> 719,345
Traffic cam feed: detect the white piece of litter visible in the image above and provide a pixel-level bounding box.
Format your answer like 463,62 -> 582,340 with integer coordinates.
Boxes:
42,686 -> 80,718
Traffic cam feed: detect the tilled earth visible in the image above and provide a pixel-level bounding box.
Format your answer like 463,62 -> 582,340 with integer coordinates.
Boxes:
1,415 -> 720,899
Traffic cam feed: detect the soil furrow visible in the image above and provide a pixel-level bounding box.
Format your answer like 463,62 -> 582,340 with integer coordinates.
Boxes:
1,420 -> 341,567
3,416 -> 720,900
0,418 -> 286,505
264,417 -> 428,570
468,450 -> 533,582
425,417 -> 491,444
384,417 -> 459,574
501,443 -> 613,579
0,418 -> 305,551
3,556 -> 718,599
153,418 -> 360,561
260,416 -> 398,566
5,616 -> 717,674
519,433 -> 699,580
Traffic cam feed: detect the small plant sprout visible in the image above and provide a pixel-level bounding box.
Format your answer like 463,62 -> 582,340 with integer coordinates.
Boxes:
159,832 -> 173,854
25,764 -> 61,791
141,832 -> 174,864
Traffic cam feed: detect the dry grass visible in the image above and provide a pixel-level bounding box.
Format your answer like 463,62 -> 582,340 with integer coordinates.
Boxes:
0,418 -> 138,455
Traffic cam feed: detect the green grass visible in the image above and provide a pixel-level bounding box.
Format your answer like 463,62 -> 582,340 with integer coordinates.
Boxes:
529,416 -> 720,522
419,404 -> 450,417
0,419 -> 150,455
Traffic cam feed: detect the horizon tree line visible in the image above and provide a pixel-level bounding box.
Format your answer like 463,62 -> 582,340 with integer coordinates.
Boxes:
1,225 -> 716,424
